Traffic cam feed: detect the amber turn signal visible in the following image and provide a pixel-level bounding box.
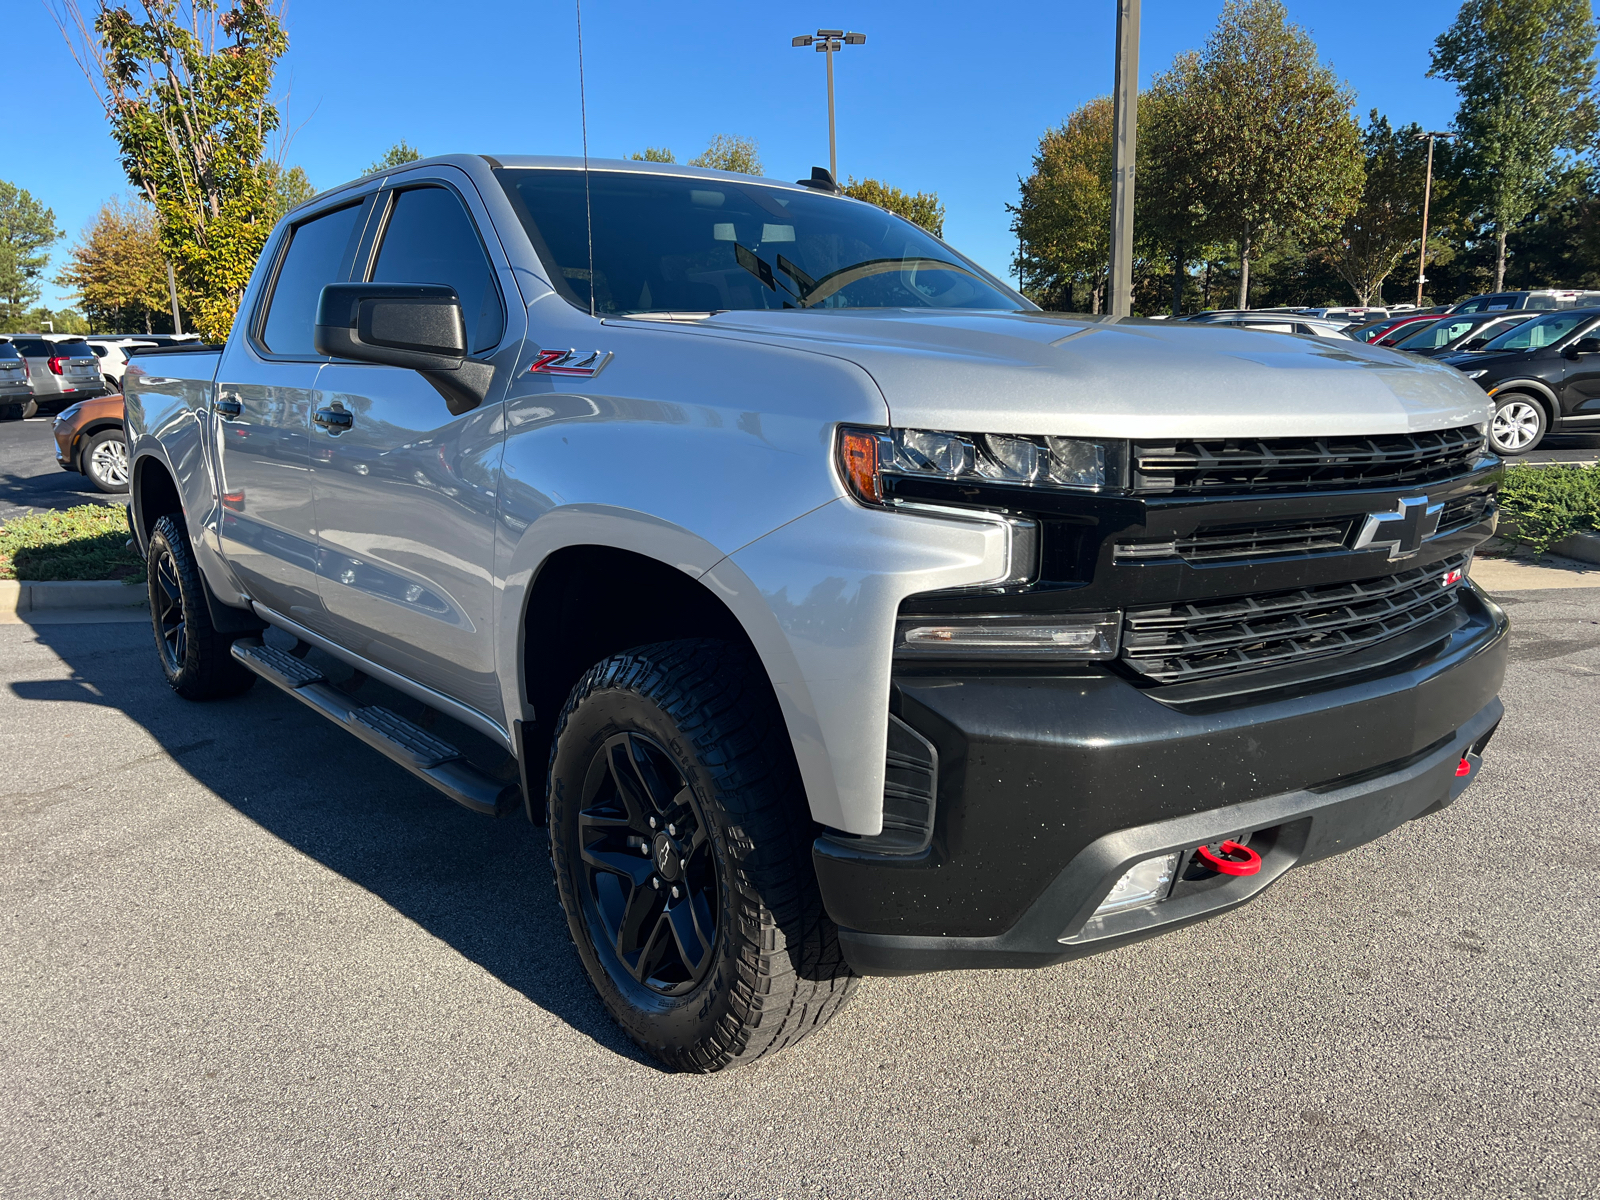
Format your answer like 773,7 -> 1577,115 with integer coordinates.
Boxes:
837,428 -> 883,504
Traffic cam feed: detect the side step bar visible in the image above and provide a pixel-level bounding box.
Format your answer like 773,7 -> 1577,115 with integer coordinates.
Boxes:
231,640 -> 521,817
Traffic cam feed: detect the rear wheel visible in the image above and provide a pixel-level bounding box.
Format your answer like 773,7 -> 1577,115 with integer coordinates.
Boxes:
146,514 -> 256,700
82,429 -> 130,493
547,639 -> 856,1072
1489,394 -> 1547,455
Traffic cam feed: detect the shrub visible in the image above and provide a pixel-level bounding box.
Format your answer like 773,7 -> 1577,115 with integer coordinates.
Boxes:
0,504 -> 143,582
1497,463 -> 1600,554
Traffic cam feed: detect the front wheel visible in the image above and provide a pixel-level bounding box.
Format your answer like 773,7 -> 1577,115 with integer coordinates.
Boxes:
1489,394 -> 1547,455
548,639 -> 857,1072
82,429 -> 130,493
146,515 -> 256,700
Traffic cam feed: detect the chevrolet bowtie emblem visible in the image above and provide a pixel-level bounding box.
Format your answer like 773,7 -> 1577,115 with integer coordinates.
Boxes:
527,348 -> 612,378
1354,496 -> 1444,560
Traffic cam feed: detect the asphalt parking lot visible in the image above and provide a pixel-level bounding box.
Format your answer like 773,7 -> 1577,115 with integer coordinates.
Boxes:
0,414 -> 126,523
1,590 -> 1596,1199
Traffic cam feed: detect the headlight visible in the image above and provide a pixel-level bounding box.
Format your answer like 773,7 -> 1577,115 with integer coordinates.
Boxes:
1465,369 -> 1488,379
837,426 -> 1126,505
54,402 -> 83,425
894,611 -> 1120,660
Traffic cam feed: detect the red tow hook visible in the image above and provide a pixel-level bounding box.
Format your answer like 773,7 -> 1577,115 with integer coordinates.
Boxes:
1455,757 -> 1472,778
1194,840 -> 1262,877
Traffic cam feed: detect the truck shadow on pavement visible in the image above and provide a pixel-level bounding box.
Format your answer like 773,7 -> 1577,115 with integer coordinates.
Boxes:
10,619 -> 659,1069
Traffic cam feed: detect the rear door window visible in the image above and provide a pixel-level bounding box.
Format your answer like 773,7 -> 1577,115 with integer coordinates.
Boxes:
368,186 -> 504,354
260,201 -> 367,356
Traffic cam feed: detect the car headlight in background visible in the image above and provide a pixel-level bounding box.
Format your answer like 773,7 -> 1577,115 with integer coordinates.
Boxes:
1465,369 -> 1488,379
53,402 -> 84,426
837,426 -> 1127,505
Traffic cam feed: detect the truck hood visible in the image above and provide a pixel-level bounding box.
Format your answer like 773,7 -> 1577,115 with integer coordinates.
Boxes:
670,308 -> 1492,438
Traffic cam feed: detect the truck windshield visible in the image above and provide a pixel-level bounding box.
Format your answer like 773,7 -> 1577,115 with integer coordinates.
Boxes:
495,168 -> 1020,315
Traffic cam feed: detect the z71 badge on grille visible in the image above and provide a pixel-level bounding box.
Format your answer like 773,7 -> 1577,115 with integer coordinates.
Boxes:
527,348 -> 612,378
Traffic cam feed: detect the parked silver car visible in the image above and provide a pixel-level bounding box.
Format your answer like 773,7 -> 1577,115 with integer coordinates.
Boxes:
8,334 -> 107,413
0,338 -> 37,420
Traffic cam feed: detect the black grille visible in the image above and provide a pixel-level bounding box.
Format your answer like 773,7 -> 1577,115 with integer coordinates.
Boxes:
1437,491 -> 1490,534
1120,555 -> 1468,684
1132,426 -> 1485,495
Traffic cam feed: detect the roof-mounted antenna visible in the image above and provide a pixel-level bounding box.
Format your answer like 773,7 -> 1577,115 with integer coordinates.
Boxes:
576,0 -> 595,318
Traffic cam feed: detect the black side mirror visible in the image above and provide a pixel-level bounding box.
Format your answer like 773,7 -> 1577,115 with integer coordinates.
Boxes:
1565,336 -> 1600,358
314,283 -> 493,415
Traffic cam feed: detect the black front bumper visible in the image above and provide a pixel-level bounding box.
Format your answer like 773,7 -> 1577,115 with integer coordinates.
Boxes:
817,582 -> 1509,975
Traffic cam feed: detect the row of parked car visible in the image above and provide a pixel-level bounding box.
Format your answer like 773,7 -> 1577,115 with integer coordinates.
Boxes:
0,332 -> 202,494
1182,287 -> 1600,454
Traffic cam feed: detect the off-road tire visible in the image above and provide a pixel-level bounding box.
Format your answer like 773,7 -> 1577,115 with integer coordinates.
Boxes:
548,639 -> 857,1072
146,514 -> 256,701
82,429 -> 130,493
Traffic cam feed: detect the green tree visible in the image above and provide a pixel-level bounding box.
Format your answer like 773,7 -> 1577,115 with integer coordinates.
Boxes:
689,135 -> 762,176
842,177 -> 945,237
1429,0 -> 1599,291
1011,97 -> 1116,311
1139,52 -> 1226,314
53,195 -> 171,333
56,0 -> 289,341
1327,113 -> 1447,305
0,180 -> 63,327
629,147 -> 676,163
1185,0 -> 1364,307
365,141 -> 421,175
264,162 -> 315,221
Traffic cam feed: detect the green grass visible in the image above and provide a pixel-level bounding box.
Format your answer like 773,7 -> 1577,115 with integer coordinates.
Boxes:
0,505 -> 145,583
1498,463 -> 1600,555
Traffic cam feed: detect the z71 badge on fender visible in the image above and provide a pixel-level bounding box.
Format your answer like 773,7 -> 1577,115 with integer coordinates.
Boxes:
527,348 -> 612,378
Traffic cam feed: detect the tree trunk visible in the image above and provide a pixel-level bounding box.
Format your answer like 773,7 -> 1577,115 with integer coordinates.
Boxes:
1203,260 -> 1211,309
1495,228 -> 1507,291
1237,227 -> 1252,310
1171,245 -> 1185,317
1092,282 -> 1102,315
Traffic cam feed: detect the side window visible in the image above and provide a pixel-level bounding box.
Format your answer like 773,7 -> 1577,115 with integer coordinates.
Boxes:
260,202 -> 366,356
369,186 -> 504,354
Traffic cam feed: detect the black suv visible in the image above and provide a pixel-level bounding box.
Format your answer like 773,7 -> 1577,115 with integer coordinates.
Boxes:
1440,306 -> 1600,453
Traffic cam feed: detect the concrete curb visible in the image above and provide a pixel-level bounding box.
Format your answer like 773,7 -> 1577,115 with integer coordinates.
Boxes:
1551,530 -> 1600,565
1,579 -> 147,617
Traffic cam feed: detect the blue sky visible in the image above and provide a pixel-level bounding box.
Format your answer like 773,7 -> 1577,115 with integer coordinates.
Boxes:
8,1 -> 1469,310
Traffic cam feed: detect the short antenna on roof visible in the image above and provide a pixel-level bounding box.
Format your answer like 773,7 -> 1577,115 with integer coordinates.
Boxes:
576,0 -> 596,318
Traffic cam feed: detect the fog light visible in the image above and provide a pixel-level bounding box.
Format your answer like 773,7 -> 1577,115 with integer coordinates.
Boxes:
894,612 -> 1120,659
1093,853 -> 1178,916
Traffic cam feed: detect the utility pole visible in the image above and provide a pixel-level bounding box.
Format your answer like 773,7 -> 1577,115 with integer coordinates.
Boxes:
1415,131 -> 1453,308
792,29 -> 866,182
166,261 -> 184,336
1108,0 -> 1140,317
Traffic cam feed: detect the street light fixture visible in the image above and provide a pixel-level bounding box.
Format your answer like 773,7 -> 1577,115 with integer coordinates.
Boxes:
792,29 -> 866,183
1415,130 -> 1454,307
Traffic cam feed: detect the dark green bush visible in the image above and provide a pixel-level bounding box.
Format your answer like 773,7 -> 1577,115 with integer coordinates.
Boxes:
1498,463 -> 1600,554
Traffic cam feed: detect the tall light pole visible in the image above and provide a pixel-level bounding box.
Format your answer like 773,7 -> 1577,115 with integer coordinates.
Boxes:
1108,0 -> 1140,317
1415,131 -> 1453,308
792,29 -> 865,182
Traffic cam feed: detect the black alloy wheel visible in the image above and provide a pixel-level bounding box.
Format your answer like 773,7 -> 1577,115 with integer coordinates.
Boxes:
152,541 -> 187,675
548,639 -> 857,1072
145,514 -> 256,700
577,732 -> 718,996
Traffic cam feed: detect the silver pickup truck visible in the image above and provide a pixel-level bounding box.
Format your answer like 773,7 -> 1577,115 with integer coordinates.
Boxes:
124,155 -> 1508,1073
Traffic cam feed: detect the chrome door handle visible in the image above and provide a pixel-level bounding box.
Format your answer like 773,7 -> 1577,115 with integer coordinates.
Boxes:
314,407 -> 353,432
214,396 -> 242,418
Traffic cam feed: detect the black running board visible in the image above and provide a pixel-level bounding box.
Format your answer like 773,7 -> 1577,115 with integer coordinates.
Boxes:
231,640 -> 521,817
